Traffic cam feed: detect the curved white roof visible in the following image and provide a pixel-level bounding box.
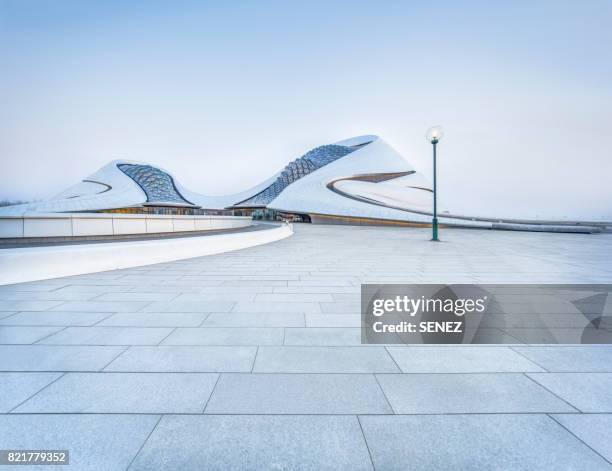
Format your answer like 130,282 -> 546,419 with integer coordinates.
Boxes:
0,135 -> 438,221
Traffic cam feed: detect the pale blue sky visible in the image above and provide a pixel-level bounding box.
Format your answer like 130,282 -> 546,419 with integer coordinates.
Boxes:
1,0 -> 611,219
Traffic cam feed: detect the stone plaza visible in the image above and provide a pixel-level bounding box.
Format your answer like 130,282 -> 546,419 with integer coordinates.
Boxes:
1,224 -> 612,470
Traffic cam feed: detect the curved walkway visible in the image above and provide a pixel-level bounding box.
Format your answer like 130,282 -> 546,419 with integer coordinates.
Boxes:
0,223 -> 292,285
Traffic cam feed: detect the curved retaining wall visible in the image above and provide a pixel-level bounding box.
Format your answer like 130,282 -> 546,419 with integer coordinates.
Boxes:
0,213 -> 252,239
0,223 -> 293,285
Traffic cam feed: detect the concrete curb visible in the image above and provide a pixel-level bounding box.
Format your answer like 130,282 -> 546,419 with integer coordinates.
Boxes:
0,223 -> 293,285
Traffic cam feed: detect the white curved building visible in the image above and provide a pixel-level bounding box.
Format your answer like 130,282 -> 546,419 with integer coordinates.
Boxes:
0,135 -> 603,232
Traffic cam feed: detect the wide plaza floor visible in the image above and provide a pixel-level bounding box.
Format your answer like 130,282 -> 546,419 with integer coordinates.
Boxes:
1,224 -> 612,470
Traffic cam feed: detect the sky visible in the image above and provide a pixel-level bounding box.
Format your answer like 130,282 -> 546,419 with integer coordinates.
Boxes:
1,0 -> 611,220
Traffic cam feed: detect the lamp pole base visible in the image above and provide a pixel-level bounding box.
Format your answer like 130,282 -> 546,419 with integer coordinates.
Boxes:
431,218 -> 439,242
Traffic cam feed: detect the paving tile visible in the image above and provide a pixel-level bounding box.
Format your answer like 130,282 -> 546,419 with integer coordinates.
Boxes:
480,313 -> 599,328
69,273 -> 127,281
119,274 -> 181,282
387,346 -> 545,373
255,293 -> 334,302
205,373 -> 392,414
0,282 -> 68,292
104,346 -> 257,372
504,328 -> 612,344
14,372 -> 218,413
0,345 -> 125,371
92,292 -> 179,301
273,286 -> 359,294
253,346 -> 399,373
97,312 -> 207,327
376,373 -> 576,413
179,274 -> 243,281
233,301 -> 322,313
139,279 -> 225,288
284,327 -> 363,346
198,286 -> 275,294
241,275 -> 300,281
287,280 -> 355,287
552,414 -> 612,463
0,291 -> 100,301
130,415 -> 373,471
306,314 -> 362,327
173,293 -> 256,302
49,301 -> 150,312
162,327 -> 283,345
332,293 -> 361,302
0,372 -> 62,412
203,312 -> 305,327
0,300 -> 64,311
527,373 -> 612,412
360,415 -> 610,471
300,275 -> 361,282
0,326 -> 62,344
512,346 -> 612,372
38,326 -> 173,345
140,301 -> 234,312
0,414 -> 159,471
320,302 -> 361,314
0,311 -> 112,327
127,286 -> 199,293
221,280 -> 287,287
0,312 -> 17,321
49,284 -> 134,294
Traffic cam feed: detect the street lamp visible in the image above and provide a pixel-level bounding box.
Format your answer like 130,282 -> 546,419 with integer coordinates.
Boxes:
426,126 -> 444,241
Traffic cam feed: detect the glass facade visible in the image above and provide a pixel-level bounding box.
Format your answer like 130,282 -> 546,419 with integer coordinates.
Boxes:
118,164 -> 194,206
234,144 -> 355,207
233,208 -> 311,222
96,206 -> 233,216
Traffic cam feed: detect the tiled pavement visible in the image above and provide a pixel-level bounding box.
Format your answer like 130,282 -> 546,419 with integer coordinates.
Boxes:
0,224 -> 611,470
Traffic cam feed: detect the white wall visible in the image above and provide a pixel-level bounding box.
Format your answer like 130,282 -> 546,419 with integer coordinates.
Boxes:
0,213 -> 252,239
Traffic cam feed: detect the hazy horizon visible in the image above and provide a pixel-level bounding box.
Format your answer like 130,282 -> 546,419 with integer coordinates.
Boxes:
1,0 -> 611,220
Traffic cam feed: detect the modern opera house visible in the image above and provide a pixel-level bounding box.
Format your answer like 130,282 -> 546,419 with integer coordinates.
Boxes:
0,135 -> 603,232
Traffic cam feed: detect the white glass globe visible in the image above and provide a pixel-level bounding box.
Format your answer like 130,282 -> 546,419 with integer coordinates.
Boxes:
426,126 -> 444,143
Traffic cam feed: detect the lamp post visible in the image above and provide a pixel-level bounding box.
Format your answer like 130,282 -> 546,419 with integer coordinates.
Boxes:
426,126 -> 444,241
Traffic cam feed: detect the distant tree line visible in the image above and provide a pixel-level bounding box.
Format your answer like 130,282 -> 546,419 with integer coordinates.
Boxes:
0,200 -> 29,207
